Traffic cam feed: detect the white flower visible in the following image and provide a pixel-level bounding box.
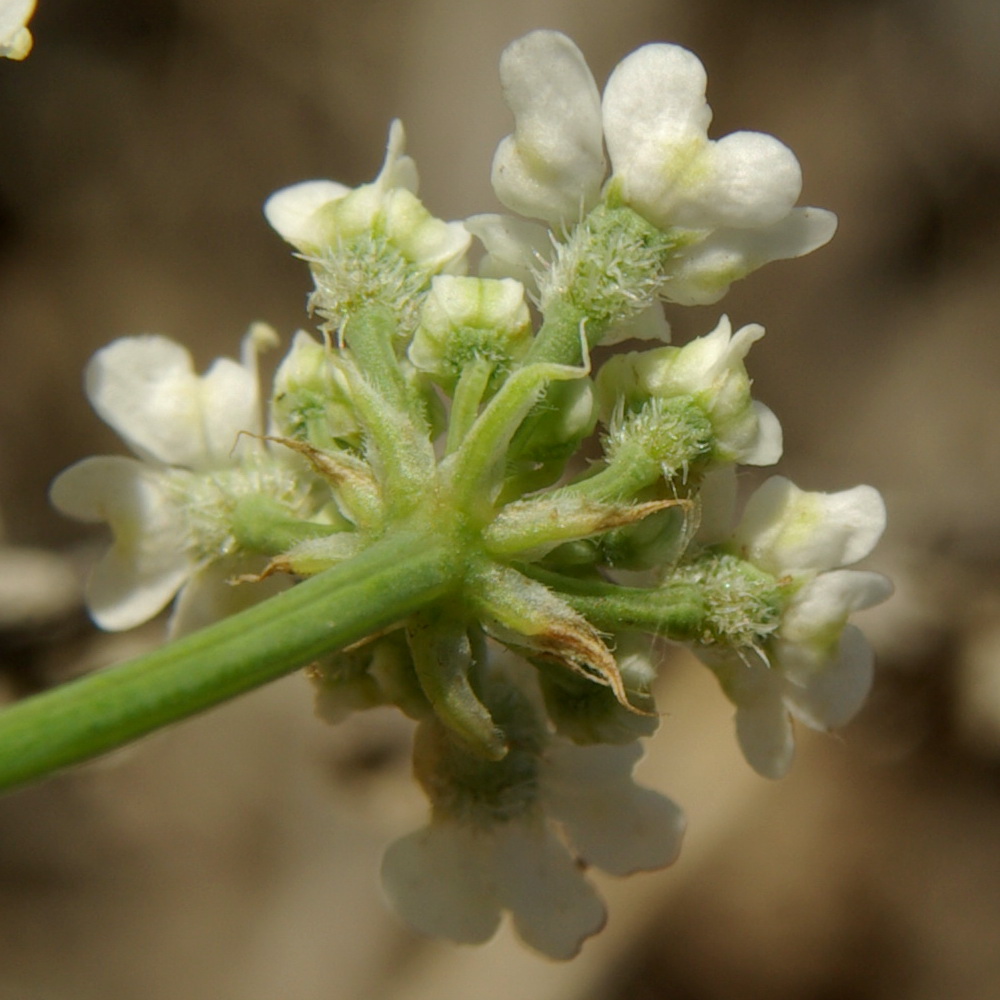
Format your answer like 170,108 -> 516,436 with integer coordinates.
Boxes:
381,728 -> 683,959
596,314 -> 782,468
264,119 -> 469,274
486,31 -> 835,304
1,0 -> 35,60
50,327 -> 308,634
703,476 -> 892,778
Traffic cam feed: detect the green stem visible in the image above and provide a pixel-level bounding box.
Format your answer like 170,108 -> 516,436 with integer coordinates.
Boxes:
445,357 -> 494,455
0,527 -> 457,794
552,442 -> 661,503
341,306 -> 435,514
521,564 -> 706,639
342,304 -> 410,412
523,298 -> 592,367
505,299 -> 597,471
448,355 -> 588,513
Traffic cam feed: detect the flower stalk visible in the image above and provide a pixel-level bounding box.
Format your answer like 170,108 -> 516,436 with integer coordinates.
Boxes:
0,526 -> 456,792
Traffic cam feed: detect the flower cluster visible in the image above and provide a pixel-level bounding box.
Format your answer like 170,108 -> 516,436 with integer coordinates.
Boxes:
52,30 -> 890,958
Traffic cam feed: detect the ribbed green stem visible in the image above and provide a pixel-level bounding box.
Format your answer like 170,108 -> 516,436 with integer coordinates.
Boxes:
521,564 -> 707,639
0,527 -> 457,793
445,357 -> 494,455
523,298 -> 592,367
552,441 -> 661,503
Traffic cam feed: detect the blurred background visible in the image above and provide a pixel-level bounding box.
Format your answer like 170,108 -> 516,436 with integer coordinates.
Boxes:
2,0 -> 1000,997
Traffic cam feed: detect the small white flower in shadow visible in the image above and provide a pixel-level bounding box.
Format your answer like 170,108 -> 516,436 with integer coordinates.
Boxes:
50,326 -> 302,634
381,715 -> 683,959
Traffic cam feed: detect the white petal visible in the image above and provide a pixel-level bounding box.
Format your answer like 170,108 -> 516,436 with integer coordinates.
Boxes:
783,625 -> 875,730
86,336 -> 200,464
542,742 -> 685,876
603,43 -> 711,179
0,0 -> 34,35
382,190 -> 472,273
492,30 -> 605,224
493,823 -> 606,960
679,131 -> 801,230
663,207 -> 838,306
51,456 -> 192,630
85,336 -> 260,469
167,558 -> 289,638
741,401 -> 783,466
263,180 -> 351,248
737,205 -> 838,257
642,315 -> 756,397
380,824 -> 500,945
198,356 -> 264,460
735,691 -> 795,780
465,213 -> 551,289
711,655 -> 795,778
736,476 -> 887,575
0,0 -> 34,59
374,119 -> 419,194
782,569 -> 894,646
602,302 -> 671,345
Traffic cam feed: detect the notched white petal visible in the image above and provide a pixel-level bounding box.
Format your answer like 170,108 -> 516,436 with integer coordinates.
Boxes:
263,180 -> 350,248
783,625 -> 875,730
85,335 -> 261,470
737,476 -> 887,575
381,825 -> 500,945
603,43 -> 710,170
684,131 -> 801,230
51,456 -> 193,631
542,742 -> 685,876
493,30 -> 605,224
494,824 -> 607,960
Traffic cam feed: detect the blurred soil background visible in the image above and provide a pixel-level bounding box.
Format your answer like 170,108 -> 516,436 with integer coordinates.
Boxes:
2,0 -> 1000,997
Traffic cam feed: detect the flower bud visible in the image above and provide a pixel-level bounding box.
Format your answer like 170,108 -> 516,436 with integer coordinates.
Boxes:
408,275 -> 531,388
271,331 -> 360,449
